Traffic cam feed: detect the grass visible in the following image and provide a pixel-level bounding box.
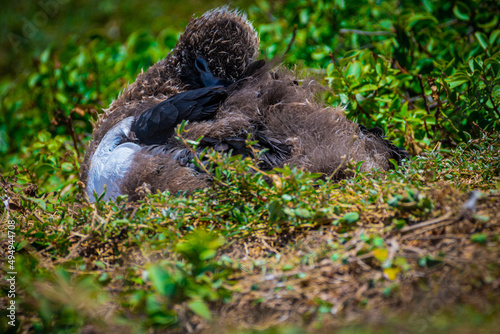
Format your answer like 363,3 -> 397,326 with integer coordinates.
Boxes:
1,132 -> 499,332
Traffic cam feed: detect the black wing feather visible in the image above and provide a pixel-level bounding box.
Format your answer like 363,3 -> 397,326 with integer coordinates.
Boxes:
132,86 -> 228,144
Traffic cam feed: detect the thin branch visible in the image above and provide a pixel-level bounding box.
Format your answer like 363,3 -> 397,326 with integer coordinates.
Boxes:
437,19 -> 459,29
489,94 -> 500,119
427,77 -> 443,130
401,219 -> 457,240
55,109 -> 81,157
479,76 -> 500,119
339,29 -> 394,36
320,155 -> 347,193
417,74 -> 431,138
175,128 -> 229,188
284,24 -> 298,56
411,35 -> 433,58
400,211 -> 453,233
417,75 -> 430,116
67,112 -> 81,158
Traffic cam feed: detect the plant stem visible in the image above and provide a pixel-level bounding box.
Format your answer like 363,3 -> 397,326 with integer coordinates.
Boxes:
284,25 -> 298,56
417,74 -> 432,138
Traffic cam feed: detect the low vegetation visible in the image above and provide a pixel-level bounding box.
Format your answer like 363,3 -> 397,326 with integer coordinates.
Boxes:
1,0 -> 499,332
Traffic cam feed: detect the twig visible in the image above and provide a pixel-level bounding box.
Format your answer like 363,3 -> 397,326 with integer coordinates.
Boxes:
339,29 -> 394,36
33,212 -> 44,223
401,219 -> 457,240
408,235 -> 467,240
56,234 -> 90,263
411,35 -> 433,58
401,220 -> 456,240
0,173 -> 9,186
175,129 -> 229,188
284,24 -> 298,56
67,112 -> 81,157
400,211 -> 453,233
427,77 -> 442,130
55,109 -> 81,157
261,238 -> 280,256
417,75 -> 431,115
417,75 -> 431,138
489,94 -> 500,119
481,73 -> 500,119
319,155 -> 347,193
437,19 -> 459,29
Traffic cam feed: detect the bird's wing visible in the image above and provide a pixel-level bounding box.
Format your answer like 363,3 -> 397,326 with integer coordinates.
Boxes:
131,86 -> 228,144
87,117 -> 141,202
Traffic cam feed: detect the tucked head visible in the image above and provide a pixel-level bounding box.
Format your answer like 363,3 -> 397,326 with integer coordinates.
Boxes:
170,7 -> 260,88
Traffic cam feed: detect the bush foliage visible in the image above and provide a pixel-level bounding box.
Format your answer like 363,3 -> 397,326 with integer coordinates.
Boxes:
1,0 -> 499,332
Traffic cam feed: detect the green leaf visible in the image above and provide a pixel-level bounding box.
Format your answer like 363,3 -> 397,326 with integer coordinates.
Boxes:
470,233 -> 487,244
448,79 -> 469,89
475,32 -> 489,50
55,92 -> 69,105
40,47 -> 51,64
473,215 -> 490,223
357,84 -> 378,93
200,249 -> 217,261
478,15 -> 498,30
335,0 -> 345,9
408,13 -> 438,28
185,139 -> 200,146
339,50 -> 361,67
342,212 -> 359,224
295,208 -> 313,218
268,200 -> 284,223
453,2 -> 470,21
28,74 -> 41,88
387,196 -> 401,207
148,266 -> 175,297
346,61 -> 362,79
484,57 -> 500,69
15,239 -> 28,251
27,197 -> 46,211
489,30 -> 500,46
95,261 -> 105,269
422,0 -> 434,12
35,163 -> 57,177
61,162 -> 74,172
299,10 -> 309,25
188,299 -> 211,321
326,63 -> 335,76
37,131 -> 51,142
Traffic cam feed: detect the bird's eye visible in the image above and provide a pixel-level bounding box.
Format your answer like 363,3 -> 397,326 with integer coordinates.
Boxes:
195,58 -> 208,72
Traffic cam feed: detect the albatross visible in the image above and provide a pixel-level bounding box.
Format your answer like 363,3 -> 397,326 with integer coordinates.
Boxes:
80,7 -> 409,202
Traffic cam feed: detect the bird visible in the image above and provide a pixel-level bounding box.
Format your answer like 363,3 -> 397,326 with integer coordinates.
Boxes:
80,7 -> 409,202
80,7 -> 261,201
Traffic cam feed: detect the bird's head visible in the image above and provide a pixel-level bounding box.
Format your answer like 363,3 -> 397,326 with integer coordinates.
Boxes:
170,7 -> 260,88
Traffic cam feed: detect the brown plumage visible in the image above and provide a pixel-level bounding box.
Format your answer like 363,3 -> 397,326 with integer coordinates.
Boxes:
80,7 -> 259,189
153,66 -> 402,177
80,7 -> 408,202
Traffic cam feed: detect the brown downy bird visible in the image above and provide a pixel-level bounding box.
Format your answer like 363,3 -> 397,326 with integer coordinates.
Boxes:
80,7 -> 408,202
